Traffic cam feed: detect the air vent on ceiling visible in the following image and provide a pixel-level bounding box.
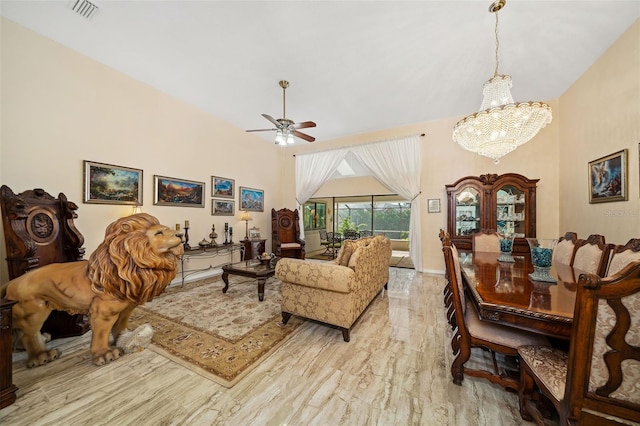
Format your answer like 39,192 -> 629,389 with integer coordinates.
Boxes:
70,0 -> 99,19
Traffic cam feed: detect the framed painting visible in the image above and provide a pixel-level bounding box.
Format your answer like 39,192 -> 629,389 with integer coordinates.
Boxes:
83,160 -> 143,205
212,199 -> 234,216
154,175 -> 205,207
588,149 -> 627,203
239,187 -> 264,212
212,176 -> 235,199
427,198 -> 441,213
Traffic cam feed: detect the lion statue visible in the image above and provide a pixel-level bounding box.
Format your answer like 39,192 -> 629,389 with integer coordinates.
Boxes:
1,213 -> 184,367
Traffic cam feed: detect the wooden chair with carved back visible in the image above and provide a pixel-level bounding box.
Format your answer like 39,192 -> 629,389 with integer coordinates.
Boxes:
571,234 -> 613,277
271,208 -> 305,259
553,231 -> 578,266
472,229 -> 501,252
606,238 -> 640,277
518,260 -> 640,425
0,185 -> 90,338
441,232 -> 549,391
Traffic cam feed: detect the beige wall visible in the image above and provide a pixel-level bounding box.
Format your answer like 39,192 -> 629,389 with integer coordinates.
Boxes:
558,19 -> 640,244
2,18 -> 638,279
0,19 -> 281,283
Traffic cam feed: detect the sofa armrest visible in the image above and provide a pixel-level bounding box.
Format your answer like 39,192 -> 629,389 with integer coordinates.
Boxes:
275,258 -> 355,293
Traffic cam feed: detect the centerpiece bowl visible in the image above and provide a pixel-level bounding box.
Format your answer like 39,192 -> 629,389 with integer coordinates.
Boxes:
526,238 -> 558,283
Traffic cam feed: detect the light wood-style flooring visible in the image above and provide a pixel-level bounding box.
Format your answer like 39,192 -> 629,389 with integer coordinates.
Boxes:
1,268 -> 537,425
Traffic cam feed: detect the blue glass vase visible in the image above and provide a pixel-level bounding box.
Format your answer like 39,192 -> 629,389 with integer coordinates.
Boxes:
526,238 -> 558,283
498,233 -> 515,263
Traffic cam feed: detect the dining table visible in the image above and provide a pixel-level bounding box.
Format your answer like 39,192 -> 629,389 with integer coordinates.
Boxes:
458,250 -> 586,340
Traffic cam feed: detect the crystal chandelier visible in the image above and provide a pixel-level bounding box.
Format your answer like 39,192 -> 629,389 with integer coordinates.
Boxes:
452,0 -> 552,164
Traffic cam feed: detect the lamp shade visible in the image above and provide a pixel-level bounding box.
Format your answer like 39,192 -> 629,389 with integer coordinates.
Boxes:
240,211 -> 252,221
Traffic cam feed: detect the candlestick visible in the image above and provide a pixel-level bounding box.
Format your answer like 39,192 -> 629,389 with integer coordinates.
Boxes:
185,220 -> 189,228
229,227 -> 233,244
183,225 -> 191,250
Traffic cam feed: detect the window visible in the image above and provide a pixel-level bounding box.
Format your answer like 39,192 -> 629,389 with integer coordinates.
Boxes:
303,202 -> 326,230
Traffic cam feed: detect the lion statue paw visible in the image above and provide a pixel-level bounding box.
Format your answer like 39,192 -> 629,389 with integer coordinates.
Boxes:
92,347 -> 124,366
26,349 -> 61,368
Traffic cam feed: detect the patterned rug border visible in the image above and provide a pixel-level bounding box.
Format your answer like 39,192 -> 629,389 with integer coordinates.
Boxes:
128,277 -> 304,388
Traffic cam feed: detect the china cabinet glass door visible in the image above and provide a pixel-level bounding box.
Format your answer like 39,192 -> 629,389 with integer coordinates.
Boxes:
455,187 -> 481,237
496,185 -> 526,236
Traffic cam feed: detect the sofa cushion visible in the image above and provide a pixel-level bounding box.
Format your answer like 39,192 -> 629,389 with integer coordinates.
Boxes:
336,240 -> 356,266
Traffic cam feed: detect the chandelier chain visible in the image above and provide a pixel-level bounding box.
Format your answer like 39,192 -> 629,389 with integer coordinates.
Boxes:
494,11 -> 500,77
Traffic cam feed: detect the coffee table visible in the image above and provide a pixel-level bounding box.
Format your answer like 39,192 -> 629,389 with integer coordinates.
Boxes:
221,260 -> 278,301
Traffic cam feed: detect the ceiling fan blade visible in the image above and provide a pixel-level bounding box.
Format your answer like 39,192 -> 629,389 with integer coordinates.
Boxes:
261,114 -> 281,127
246,128 -> 277,132
293,130 -> 315,142
292,121 -> 316,130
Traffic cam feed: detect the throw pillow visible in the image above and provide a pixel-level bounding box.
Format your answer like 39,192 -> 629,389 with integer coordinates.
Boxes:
337,240 -> 356,266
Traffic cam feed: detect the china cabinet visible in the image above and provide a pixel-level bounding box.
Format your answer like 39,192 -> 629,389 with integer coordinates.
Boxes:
446,173 -> 538,252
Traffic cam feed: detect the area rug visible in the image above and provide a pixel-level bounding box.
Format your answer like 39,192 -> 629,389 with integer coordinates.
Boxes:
127,276 -> 303,388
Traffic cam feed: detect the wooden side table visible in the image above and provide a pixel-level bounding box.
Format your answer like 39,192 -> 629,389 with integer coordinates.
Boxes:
241,239 -> 266,261
0,299 -> 18,409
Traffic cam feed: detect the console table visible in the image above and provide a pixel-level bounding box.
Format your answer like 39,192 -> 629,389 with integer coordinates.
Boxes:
179,243 -> 244,286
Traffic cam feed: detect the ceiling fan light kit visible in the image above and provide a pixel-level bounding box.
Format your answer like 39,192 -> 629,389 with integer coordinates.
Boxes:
246,80 -> 316,145
452,0 -> 552,164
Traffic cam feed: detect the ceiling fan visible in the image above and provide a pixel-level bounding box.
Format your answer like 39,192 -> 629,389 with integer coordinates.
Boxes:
246,80 -> 316,144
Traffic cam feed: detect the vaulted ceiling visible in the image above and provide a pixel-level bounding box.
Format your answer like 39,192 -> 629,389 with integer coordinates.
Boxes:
2,1 -> 639,144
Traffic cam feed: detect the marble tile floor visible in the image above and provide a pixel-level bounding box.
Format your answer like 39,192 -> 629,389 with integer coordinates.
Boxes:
0,268 -> 548,426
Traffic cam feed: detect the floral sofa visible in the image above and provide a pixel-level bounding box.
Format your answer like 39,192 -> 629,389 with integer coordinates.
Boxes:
275,235 -> 392,342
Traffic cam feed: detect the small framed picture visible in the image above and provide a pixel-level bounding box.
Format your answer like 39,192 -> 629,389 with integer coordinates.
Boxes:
250,227 -> 261,239
239,186 -> 264,212
83,160 -> 143,205
427,198 -> 441,213
212,199 -> 235,216
212,176 -> 235,199
588,149 -> 627,203
154,175 -> 205,207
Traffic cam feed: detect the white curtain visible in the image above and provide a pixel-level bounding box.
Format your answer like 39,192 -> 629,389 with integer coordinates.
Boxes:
350,136 -> 423,271
295,148 -> 348,239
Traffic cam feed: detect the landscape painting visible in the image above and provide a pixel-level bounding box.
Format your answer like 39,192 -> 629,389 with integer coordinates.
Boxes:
240,187 -> 264,212
588,149 -> 627,203
154,175 -> 205,207
212,200 -> 234,216
212,176 -> 234,199
84,160 -> 142,205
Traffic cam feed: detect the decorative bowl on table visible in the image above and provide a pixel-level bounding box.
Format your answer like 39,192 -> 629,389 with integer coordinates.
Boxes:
257,252 -> 274,265
526,238 -> 558,283
497,232 -> 515,263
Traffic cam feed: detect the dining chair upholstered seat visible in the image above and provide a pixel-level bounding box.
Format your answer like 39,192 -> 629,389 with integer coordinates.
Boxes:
472,230 -> 501,252
606,238 -> 640,277
571,234 -> 612,277
553,231 -> 578,265
441,232 -> 549,392
518,260 -> 640,425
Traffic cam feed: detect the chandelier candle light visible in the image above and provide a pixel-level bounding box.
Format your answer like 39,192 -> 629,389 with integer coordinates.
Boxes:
452,0 -> 552,164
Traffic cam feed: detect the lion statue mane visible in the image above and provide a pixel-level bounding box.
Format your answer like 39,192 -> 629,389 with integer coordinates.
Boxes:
1,213 -> 184,367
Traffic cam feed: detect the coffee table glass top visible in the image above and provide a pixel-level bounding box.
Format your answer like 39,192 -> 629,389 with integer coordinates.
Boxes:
222,259 -> 277,273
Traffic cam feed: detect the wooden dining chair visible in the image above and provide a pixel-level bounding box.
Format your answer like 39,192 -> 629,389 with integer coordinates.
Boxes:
441,233 -> 549,391
439,229 -> 455,328
472,229 -> 501,252
606,238 -> 640,277
553,231 -> 578,265
571,234 -> 612,277
518,260 -> 640,425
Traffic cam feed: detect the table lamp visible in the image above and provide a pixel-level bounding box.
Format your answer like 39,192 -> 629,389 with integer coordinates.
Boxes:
240,211 -> 252,240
